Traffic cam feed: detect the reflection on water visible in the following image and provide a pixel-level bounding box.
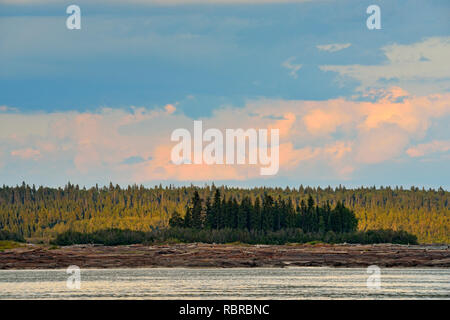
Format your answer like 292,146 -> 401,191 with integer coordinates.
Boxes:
0,267 -> 449,299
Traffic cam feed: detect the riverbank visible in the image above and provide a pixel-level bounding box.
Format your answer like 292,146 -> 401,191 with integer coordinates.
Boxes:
0,243 -> 449,269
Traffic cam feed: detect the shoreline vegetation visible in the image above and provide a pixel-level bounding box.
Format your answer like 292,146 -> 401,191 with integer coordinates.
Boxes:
52,228 -> 418,246
0,183 -> 448,244
51,191 -> 418,246
2,189 -> 441,270
1,189 -> 420,246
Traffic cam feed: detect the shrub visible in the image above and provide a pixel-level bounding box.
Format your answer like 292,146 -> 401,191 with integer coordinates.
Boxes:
0,230 -> 25,242
52,227 -> 418,246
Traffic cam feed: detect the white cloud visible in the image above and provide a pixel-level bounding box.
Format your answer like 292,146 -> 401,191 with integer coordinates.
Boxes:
320,37 -> 450,94
282,57 -> 302,79
316,43 -> 351,52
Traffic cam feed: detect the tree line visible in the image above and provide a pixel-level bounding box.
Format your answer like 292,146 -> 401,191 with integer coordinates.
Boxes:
53,228 -> 418,246
0,182 -> 448,243
169,190 -> 358,234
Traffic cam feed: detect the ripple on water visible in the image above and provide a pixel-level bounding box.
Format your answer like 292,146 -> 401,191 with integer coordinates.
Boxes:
0,267 -> 449,299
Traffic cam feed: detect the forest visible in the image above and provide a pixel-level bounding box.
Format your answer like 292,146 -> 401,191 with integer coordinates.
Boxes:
53,191 -> 417,245
168,190 -> 359,233
0,183 -> 448,243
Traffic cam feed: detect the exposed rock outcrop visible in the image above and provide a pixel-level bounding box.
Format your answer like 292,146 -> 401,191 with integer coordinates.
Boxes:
0,243 -> 448,269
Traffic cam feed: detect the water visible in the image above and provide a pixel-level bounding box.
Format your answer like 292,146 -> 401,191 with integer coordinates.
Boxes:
0,268 -> 449,299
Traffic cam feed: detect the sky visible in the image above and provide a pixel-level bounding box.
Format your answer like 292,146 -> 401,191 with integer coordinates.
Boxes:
0,0 -> 449,188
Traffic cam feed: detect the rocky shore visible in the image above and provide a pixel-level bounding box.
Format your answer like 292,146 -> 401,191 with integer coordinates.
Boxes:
0,243 -> 449,269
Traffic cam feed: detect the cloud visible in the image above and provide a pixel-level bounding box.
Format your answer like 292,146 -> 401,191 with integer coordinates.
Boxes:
320,37 -> 450,94
282,57 -> 302,79
0,105 -> 18,112
316,43 -> 351,52
354,126 -> 409,164
164,104 -> 176,115
11,148 -> 41,160
303,107 -> 352,136
0,87 -> 448,184
140,144 -> 244,181
406,141 -> 450,158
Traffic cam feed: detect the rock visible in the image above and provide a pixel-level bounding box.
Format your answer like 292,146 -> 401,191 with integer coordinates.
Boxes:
1,243 -> 449,269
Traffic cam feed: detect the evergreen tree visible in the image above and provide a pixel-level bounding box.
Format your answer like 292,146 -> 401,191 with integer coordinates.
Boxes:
262,194 -> 274,231
190,191 -> 203,229
184,207 -> 192,228
212,189 -> 221,229
205,196 -> 213,229
237,200 -> 246,230
252,197 -> 262,230
0,183 -> 447,243
169,211 -> 184,228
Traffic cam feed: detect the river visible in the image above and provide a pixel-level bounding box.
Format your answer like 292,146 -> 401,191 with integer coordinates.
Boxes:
0,267 -> 449,299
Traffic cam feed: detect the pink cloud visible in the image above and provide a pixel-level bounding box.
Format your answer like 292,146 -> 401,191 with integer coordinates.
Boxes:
269,112 -> 296,138
1,87 -> 448,182
303,104 -> 352,135
138,144 -> 244,181
355,126 -> 409,164
324,141 -> 352,160
301,87 -> 450,138
11,148 -> 41,160
406,140 -> 450,158
164,104 -> 176,114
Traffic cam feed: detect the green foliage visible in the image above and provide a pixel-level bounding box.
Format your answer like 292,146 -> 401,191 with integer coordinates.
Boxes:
52,228 -> 418,246
190,191 -> 203,229
168,211 -> 184,228
170,191 -> 359,234
0,230 -> 25,242
52,229 -> 154,246
0,240 -> 25,251
0,183 -> 448,243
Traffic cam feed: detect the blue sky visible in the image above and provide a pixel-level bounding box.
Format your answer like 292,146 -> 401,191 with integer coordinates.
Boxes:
0,0 -> 449,188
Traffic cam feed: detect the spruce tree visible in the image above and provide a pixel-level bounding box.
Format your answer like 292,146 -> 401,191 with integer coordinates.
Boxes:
190,191 -> 203,229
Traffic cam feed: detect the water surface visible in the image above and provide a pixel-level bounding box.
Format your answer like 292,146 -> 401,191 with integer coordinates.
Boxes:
0,267 -> 449,299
